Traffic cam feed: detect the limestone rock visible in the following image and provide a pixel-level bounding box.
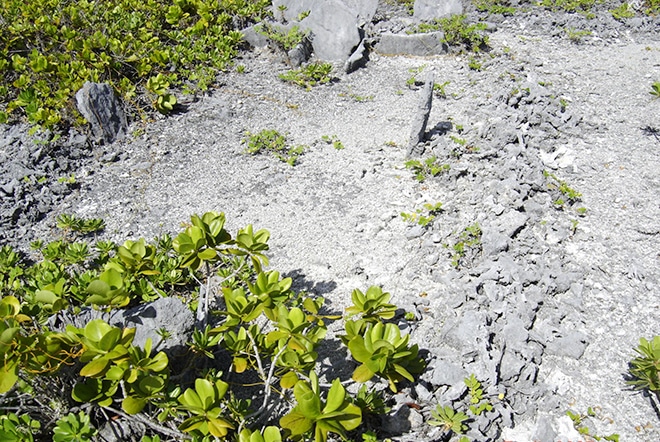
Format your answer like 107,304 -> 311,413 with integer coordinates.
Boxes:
376,32 -> 446,56
75,82 -> 128,144
413,0 -> 464,21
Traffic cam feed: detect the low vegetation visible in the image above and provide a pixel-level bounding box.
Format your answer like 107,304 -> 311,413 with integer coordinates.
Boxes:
0,212 -> 427,441
0,0 -> 271,129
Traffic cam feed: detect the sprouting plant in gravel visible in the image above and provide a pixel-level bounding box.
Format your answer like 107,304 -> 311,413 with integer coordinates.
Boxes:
340,92 -> 375,102
279,62 -> 333,90
439,15 -> 489,52
449,223 -> 482,268
243,129 -> 307,166
434,81 -> 451,98
473,0 -> 517,15
401,202 -> 443,227
610,2 -> 636,20
465,374 -> 494,415
404,156 -> 450,182
543,170 -> 583,208
650,81 -> 660,98
468,56 -> 484,71
406,65 -> 427,88
566,407 -> 620,442
428,405 -> 469,437
628,336 -> 660,399
564,27 -> 592,43
257,23 -> 310,51
321,134 -> 344,150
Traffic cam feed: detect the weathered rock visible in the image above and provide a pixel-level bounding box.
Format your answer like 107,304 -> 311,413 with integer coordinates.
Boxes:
413,0 -> 463,21
287,36 -> 314,67
75,82 -> 128,144
344,39 -> 369,73
545,330 -> 589,359
407,72 -> 434,157
375,31 -> 446,56
301,0 -> 362,61
118,296 -> 195,351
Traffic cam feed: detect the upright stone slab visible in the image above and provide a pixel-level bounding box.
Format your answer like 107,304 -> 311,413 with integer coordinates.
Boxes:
407,72 -> 434,157
75,82 -> 128,144
413,0 -> 464,21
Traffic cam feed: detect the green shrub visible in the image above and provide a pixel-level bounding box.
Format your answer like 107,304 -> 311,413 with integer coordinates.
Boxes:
439,15 -> 489,52
0,0 -> 271,129
279,62 -> 334,90
0,212 -> 426,440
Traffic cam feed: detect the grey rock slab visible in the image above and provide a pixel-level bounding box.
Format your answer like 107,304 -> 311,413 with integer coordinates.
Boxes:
407,72 -> 434,157
413,0 -> 463,21
75,82 -> 128,144
301,0 -> 362,61
545,330 -> 589,359
375,31 -> 446,56
428,359 -> 466,386
118,296 -> 195,351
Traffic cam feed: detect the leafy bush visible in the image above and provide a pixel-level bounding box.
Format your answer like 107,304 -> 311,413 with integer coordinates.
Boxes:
243,129 -> 308,166
439,15 -> 490,52
628,336 -> 660,397
279,63 -> 334,90
404,156 -> 450,182
538,0 -> 597,15
0,212 -> 427,440
0,0 -> 271,128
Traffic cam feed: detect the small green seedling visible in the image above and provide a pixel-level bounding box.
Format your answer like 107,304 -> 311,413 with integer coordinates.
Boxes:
428,404 -> 469,435
566,407 -> 620,442
450,223 -> 482,268
321,134 -> 344,150
243,129 -> 307,166
465,374 -> 493,415
401,202 -> 443,227
650,81 -> 660,98
404,156 -> 450,182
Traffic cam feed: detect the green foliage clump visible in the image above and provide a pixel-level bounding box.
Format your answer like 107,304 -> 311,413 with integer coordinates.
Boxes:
0,212 -> 427,441
538,0 -> 598,15
628,336 -> 660,396
405,156 -> 451,182
473,0 -> 517,15
643,0 -> 660,14
0,0 -> 271,128
566,407 -> 620,442
610,2 -> 636,20
428,404 -> 469,435
449,223 -> 482,268
257,24 -> 310,51
543,170 -> 583,209
244,129 -> 308,166
650,81 -> 660,98
321,134 -> 345,150
279,62 -> 334,90
439,15 -> 490,52
401,202 -> 444,227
